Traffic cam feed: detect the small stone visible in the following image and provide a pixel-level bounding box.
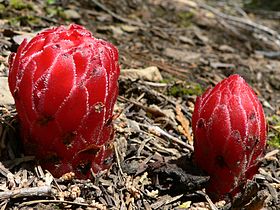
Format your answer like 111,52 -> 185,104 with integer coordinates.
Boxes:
13,33 -> 35,45
121,66 -> 163,81
0,77 -> 14,105
219,44 -> 235,53
64,9 -> 81,20
163,48 -> 200,62
179,36 -> 194,45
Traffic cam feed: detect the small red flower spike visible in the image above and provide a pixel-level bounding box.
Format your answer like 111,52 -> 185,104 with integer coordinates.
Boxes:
192,74 -> 267,200
8,24 -> 120,179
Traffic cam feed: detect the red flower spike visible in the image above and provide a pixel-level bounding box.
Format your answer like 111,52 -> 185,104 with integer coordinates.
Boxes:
192,74 -> 267,200
8,24 -> 120,179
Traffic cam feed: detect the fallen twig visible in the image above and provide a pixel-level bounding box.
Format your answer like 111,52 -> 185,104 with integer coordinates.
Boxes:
255,50 -> 280,59
18,199 -> 106,209
119,80 -> 192,118
140,123 -> 194,152
199,3 -> 280,48
0,186 -> 52,200
197,191 -> 218,210
263,149 -> 279,161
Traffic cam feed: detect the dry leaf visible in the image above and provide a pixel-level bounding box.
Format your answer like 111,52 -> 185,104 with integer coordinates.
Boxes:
175,104 -> 193,144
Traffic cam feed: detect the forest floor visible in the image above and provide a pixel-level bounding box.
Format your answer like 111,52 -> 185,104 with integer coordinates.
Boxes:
0,0 -> 279,209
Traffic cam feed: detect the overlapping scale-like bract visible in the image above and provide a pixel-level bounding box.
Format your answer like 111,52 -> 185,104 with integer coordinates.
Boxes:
8,24 -> 120,179
192,74 -> 267,200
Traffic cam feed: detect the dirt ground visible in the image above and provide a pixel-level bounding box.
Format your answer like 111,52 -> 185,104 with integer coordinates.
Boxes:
0,0 -> 280,209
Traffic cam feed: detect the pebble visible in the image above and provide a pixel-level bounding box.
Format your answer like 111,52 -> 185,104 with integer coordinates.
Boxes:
0,77 -> 14,105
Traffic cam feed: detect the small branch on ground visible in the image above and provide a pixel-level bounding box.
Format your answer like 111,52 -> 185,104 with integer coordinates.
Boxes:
0,186 -> 52,201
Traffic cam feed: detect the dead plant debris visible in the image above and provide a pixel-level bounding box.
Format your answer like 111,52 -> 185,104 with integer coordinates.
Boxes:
0,0 -> 280,209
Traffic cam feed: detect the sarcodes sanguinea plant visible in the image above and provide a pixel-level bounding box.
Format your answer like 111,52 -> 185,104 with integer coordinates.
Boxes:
192,74 -> 267,200
8,24 -> 120,179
